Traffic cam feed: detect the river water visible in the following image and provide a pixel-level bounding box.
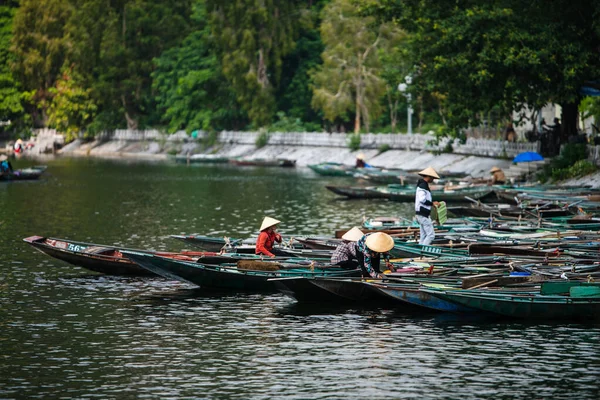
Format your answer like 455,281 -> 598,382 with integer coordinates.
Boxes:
1,158 -> 598,399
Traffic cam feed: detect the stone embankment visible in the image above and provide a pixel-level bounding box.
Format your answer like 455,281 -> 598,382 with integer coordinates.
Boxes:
27,129 -> 547,178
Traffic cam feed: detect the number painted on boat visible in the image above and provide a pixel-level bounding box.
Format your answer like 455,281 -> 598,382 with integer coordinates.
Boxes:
422,246 -> 441,254
67,243 -> 86,252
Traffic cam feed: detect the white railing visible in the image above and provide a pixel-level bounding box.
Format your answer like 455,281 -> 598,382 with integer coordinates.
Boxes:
37,128 -> 542,158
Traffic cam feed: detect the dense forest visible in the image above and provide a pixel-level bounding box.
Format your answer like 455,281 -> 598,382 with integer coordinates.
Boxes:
1,0 -> 599,145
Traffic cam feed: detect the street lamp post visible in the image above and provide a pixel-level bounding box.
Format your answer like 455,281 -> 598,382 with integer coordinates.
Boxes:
398,75 -> 413,135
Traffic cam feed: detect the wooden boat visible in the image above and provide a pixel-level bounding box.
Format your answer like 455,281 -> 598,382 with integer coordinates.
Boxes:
271,277 -> 386,303
325,185 -> 389,199
327,184 -> 494,203
174,154 -> 230,164
366,282 -> 478,312
23,235 -> 232,276
121,251 -> 361,291
170,234 -> 246,252
390,242 -> 469,259
0,166 -> 46,181
353,169 -> 418,185
171,234 -> 334,259
422,284 -> 600,320
308,162 -> 354,176
230,158 -> 296,167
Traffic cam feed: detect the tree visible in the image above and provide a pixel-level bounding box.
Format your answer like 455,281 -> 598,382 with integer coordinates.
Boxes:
359,0 -> 600,153
0,1 -> 26,129
47,67 -> 97,141
311,0 -> 402,133
206,0 -> 308,127
152,0 -> 247,132
11,0 -> 72,126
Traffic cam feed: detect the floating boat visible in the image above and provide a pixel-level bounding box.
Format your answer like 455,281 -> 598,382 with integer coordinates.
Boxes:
308,162 -> 354,176
422,283 -> 600,320
326,184 -> 494,203
122,251 -> 361,291
22,236 -> 235,276
0,166 -> 46,181
230,158 -> 296,167
170,234 -> 246,252
271,277 -> 387,303
366,282 -> 477,312
174,154 -> 230,164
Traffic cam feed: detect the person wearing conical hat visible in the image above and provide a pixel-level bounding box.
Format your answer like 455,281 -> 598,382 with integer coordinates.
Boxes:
0,154 -> 13,173
255,217 -> 283,258
415,167 -> 440,246
355,153 -> 366,168
489,166 -> 506,185
331,227 -> 363,269
355,232 -> 394,279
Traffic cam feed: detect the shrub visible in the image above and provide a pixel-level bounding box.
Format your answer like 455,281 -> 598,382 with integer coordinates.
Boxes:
255,130 -> 270,149
348,134 -> 361,151
377,144 -> 391,154
538,144 -> 595,183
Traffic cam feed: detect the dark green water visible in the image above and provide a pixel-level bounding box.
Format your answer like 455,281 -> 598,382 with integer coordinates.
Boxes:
1,158 -> 599,399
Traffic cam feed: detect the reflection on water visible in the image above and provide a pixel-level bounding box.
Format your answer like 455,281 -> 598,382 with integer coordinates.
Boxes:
1,158 -> 599,399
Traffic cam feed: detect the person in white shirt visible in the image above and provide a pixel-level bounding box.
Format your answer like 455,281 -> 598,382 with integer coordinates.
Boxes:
415,167 -> 440,245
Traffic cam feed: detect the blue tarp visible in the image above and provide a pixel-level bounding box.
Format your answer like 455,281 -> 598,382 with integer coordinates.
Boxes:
513,151 -> 544,163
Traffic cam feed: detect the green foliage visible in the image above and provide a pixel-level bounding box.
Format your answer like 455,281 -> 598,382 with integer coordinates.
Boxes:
267,112 -> 309,133
47,68 -> 97,142
202,130 -> 219,149
255,130 -> 270,149
152,0 -> 246,133
359,0 -> 600,145
0,3 -> 24,125
207,0 -> 308,127
348,133 -> 361,151
69,0 -> 193,130
580,97 -> 600,128
11,0 -> 72,126
537,144 -> 594,182
377,143 -> 391,154
276,4 -> 325,128
312,0 -> 402,133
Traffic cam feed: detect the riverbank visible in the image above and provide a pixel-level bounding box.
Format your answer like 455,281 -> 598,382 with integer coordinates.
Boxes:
49,130 -> 546,179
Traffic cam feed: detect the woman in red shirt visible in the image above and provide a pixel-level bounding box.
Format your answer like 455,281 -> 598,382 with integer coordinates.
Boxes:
255,217 -> 282,258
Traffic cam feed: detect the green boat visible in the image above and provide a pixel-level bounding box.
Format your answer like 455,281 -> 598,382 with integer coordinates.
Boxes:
308,162 -> 355,176
122,251 -> 361,292
422,284 -> 600,320
390,242 -> 469,259
326,184 -> 494,203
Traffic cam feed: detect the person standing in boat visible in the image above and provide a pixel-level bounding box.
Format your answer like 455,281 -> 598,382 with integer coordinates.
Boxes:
331,227 -> 364,269
355,232 -> 395,279
489,166 -> 506,185
255,217 -> 283,258
415,167 -> 440,246
355,153 -> 366,168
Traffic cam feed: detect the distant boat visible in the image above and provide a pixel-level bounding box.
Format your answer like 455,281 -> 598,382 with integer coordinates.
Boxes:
229,157 -> 296,167
326,184 -> 494,203
0,166 -> 46,181
174,154 -> 230,164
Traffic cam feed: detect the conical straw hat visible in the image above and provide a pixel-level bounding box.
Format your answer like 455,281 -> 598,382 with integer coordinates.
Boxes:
490,166 -> 501,173
365,232 -> 394,253
342,227 -> 364,242
356,153 -> 365,160
418,167 -> 440,179
259,216 -> 281,231
0,154 -> 7,161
